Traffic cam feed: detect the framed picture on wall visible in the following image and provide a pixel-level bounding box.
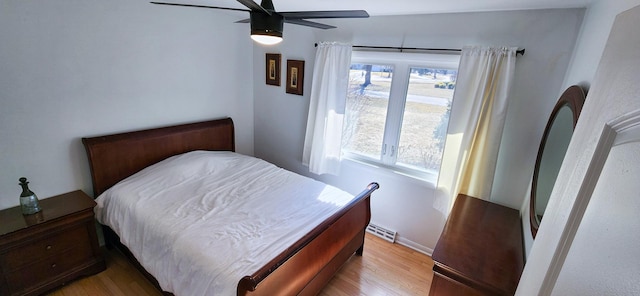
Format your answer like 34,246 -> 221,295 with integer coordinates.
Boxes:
286,60 -> 304,95
265,53 -> 281,86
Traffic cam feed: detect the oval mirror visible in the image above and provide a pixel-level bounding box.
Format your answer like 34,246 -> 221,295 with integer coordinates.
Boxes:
530,85 -> 585,237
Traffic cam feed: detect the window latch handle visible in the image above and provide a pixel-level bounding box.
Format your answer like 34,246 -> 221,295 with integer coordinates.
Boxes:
382,144 -> 387,155
391,145 -> 396,157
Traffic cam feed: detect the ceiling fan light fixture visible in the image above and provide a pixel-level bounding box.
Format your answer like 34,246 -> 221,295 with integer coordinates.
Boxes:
251,34 -> 282,45
150,1 -> 370,45
250,11 -> 283,45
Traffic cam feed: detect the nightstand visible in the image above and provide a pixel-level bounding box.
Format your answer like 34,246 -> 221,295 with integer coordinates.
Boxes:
0,190 -> 106,296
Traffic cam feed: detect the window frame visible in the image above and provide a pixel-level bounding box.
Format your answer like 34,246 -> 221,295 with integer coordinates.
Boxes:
343,51 -> 460,184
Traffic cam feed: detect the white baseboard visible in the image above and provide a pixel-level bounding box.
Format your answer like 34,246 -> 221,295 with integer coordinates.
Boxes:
395,235 -> 434,256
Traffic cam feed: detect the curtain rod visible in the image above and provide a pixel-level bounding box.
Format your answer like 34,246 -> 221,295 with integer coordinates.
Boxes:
314,43 -> 525,56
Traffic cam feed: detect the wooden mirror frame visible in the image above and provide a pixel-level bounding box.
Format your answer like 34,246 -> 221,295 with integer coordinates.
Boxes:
530,85 -> 585,237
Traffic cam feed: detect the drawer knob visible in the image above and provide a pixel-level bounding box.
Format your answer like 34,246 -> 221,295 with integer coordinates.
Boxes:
51,263 -> 57,269
46,245 -> 52,250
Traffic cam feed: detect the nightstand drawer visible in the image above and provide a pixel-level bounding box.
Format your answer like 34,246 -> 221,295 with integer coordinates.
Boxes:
0,225 -> 90,271
5,246 -> 92,294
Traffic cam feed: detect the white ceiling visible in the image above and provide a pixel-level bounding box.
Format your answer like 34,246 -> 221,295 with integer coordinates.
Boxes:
176,0 -> 594,16
269,0 -> 593,16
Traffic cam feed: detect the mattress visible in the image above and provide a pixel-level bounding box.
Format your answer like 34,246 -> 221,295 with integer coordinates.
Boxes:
94,151 -> 356,295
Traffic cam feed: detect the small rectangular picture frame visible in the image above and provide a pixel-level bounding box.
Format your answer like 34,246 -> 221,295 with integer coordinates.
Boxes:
286,60 -> 304,95
266,53 -> 281,86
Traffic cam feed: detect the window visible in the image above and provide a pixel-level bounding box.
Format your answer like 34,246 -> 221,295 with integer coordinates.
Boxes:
341,51 -> 460,183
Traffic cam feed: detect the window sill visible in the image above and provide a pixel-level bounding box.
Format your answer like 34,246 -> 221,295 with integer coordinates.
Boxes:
341,155 -> 438,189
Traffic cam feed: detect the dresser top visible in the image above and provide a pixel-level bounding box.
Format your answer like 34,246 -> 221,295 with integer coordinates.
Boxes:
432,194 -> 525,295
0,190 -> 96,236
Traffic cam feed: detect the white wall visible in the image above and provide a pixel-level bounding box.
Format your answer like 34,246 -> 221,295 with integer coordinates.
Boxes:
0,0 -> 254,208
521,0 -> 640,257
253,9 -> 584,253
562,0 -> 640,90
517,4 -> 640,294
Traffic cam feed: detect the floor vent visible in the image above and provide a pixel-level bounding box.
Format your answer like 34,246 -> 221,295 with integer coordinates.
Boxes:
366,223 -> 397,243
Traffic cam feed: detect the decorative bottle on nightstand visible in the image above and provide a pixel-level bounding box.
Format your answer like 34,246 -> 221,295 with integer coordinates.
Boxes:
19,177 -> 41,215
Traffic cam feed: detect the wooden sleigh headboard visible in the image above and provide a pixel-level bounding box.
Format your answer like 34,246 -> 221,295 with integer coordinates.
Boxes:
82,118 -> 235,197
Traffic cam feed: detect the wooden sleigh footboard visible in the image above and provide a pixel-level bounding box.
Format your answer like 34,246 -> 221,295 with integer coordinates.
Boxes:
82,117 -> 379,295
238,182 -> 379,295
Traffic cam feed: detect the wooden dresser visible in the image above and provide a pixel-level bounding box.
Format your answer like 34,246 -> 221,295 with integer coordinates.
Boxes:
0,190 -> 106,296
430,194 -> 525,296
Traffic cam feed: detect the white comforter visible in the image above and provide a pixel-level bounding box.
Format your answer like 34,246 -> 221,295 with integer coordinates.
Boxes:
95,151 -> 356,295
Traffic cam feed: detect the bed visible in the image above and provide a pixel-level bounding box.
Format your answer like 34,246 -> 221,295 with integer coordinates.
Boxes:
81,117 -> 379,295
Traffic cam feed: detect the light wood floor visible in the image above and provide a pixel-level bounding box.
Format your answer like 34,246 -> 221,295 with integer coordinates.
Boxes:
47,234 -> 433,295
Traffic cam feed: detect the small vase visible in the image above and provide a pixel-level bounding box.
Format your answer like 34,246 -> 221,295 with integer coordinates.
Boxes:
19,177 -> 41,215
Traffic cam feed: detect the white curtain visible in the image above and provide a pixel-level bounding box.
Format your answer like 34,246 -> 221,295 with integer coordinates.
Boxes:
435,46 -> 517,212
302,42 -> 352,175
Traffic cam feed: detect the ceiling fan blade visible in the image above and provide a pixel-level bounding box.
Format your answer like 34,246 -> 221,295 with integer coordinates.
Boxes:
150,2 -> 250,12
283,19 -> 336,30
279,10 -> 369,19
235,18 -> 251,23
236,0 -> 272,15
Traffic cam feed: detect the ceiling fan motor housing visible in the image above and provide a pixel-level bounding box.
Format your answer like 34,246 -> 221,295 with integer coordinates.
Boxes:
250,11 -> 283,38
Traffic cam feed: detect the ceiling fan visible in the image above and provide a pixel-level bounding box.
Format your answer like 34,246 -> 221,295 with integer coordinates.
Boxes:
150,0 -> 370,45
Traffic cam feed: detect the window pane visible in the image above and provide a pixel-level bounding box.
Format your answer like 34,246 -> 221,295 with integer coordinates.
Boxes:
397,67 -> 457,173
342,64 -> 392,160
